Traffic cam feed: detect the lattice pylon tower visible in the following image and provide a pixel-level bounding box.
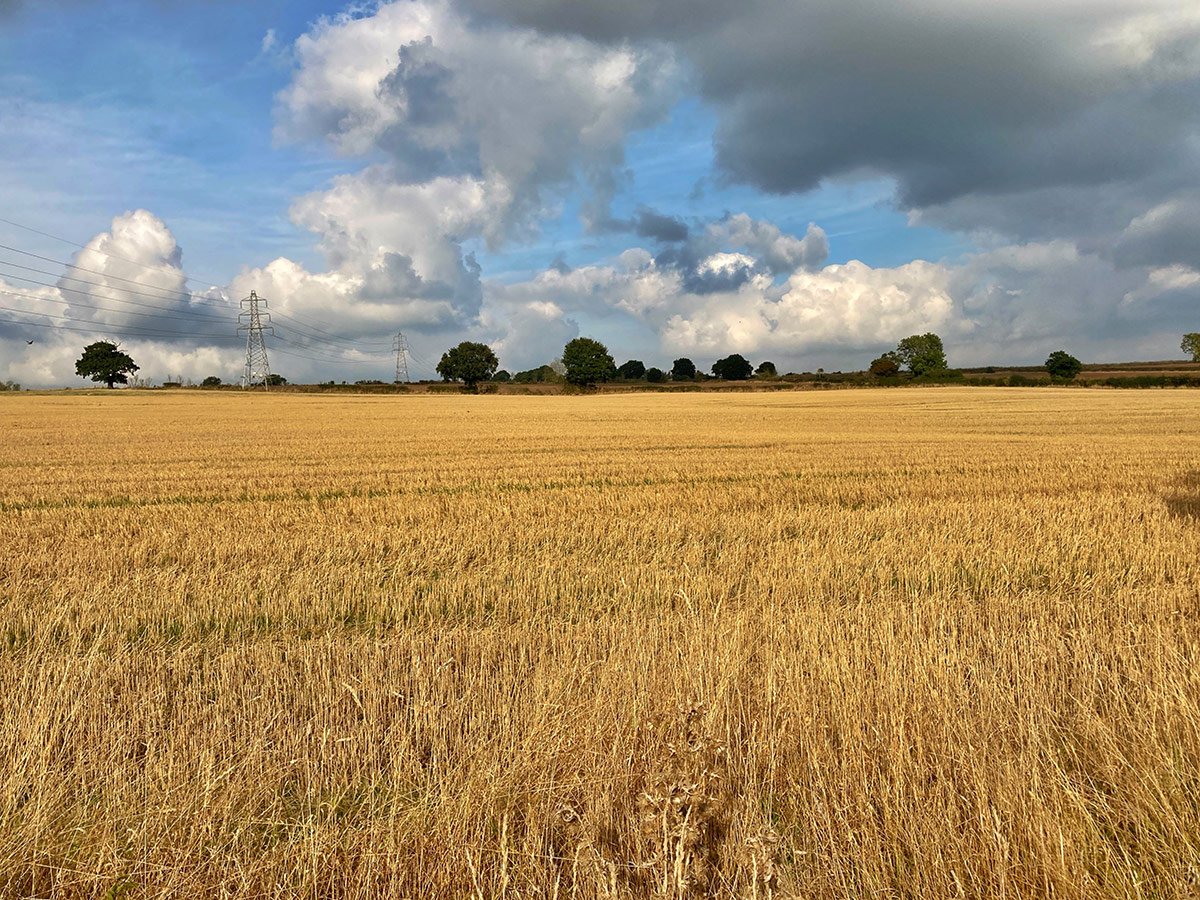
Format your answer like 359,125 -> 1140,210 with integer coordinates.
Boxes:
393,331 -> 411,384
238,291 -> 274,389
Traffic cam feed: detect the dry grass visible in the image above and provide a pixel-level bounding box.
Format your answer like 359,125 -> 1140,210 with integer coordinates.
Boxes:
1,388 -> 1199,898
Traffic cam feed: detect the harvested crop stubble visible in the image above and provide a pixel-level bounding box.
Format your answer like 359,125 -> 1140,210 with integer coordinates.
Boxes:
1,388 -> 1199,898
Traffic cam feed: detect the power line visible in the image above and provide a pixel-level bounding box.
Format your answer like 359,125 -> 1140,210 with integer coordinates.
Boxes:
0,242 -> 220,306
0,267 -> 234,322
0,303 -> 241,341
0,216 -> 233,289
0,287 -> 228,327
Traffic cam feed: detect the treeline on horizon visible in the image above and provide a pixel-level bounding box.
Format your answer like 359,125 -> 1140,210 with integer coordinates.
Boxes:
428,331 -> 1200,391
21,331 -> 1200,392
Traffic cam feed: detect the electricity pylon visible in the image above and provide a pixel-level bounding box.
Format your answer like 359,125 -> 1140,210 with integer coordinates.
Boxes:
238,291 -> 274,389
393,331 -> 411,384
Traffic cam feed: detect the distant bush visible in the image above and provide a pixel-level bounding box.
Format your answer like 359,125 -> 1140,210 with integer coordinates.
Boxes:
1006,374 -> 1050,387
869,355 -> 900,377
0,380 -> 20,392
201,376 -> 222,388
645,367 -> 666,383
513,365 -> 562,384
1105,375 -> 1200,388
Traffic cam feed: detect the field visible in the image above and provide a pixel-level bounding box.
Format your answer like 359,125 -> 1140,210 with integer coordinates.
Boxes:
1,388 -> 1199,898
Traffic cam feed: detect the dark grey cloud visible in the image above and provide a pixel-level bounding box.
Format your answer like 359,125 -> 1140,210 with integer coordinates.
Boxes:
633,207 -> 689,242
1112,196 -> 1200,270
360,251 -> 468,305
460,0 -> 735,42
644,212 -> 825,293
456,0 -> 1200,265
375,38 -> 483,181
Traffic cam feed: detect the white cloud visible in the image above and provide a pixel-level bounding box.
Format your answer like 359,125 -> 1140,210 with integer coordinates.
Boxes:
275,0 -> 678,242
661,259 -> 961,356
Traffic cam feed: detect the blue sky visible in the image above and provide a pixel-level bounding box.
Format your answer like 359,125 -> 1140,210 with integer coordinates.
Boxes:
1,0 -> 1197,385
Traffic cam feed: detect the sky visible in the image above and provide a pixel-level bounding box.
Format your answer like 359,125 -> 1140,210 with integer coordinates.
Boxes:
0,0 -> 1197,386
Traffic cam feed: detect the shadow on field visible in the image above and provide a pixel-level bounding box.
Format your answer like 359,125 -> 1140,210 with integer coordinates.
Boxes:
1165,472 -> 1200,520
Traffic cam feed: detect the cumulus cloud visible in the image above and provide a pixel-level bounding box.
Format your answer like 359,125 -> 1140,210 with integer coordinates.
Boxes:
276,0 -> 677,242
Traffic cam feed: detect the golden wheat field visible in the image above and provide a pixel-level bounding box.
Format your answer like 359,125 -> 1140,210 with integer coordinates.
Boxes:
1,387 -> 1199,898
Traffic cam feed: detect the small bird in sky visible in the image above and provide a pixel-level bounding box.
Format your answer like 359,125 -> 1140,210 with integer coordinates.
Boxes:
26,340 -> 34,345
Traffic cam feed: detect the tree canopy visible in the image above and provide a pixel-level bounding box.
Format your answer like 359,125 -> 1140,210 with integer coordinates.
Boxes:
671,358 -> 697,381
436,341 -> 499,389
1045,350 -> 1082,381
1183,333 -> 1200,362
755,361 -> 777,377
712,353 -> 753,380
562,338 -> 616,386
617,359 -> 646,380
75,341 -> 138,389
645,367 -> 666,383
894,333 -> 948,376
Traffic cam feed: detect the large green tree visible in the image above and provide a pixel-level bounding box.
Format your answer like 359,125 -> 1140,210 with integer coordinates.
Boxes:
1183,333 -> 1200,362
436,341 -> 499,389
562,337 -> 616,386
1045,350 -> 1082,381
75,341 -> 138,388
894,333 -> 948,376
711,353 -> 753,380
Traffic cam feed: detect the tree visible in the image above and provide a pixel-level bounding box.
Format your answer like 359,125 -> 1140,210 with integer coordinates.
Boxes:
1045,350 -> 1082,381
436,341 -> 499,389
492,369 -> 511,382
869,354 -> 901,377
671,357 -> 697,381
562,337 -> 616,386
711,353 -> 753,380
645,367 -> 666,383
75,341 -> 138,388
617,359 -> 646,380
265,374 -> 288,386
201,376 -> 222,388
1183,333 -> 1200,362
755,361 -> 777,377
894,333 -> 948,376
